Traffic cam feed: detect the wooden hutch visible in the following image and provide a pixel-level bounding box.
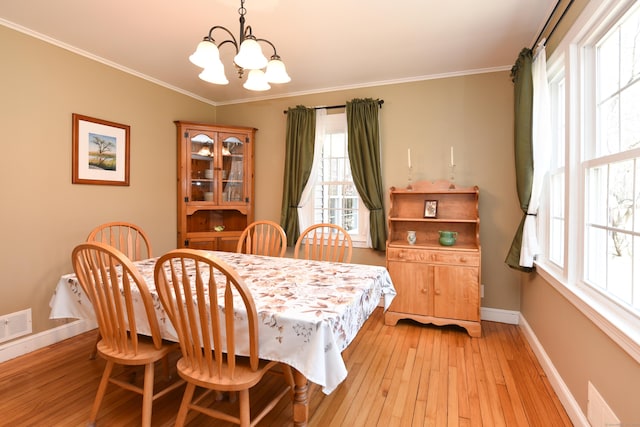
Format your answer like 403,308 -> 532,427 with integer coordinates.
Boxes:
175,121 -> 255,252
385,180 -> 481,337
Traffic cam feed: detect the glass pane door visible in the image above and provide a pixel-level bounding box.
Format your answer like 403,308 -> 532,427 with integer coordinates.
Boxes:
221,134 -> 245,203
189,132 -> 215,202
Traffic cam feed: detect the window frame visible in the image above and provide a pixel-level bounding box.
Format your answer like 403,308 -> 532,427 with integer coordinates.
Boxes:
537,0 -> 640,364
299,112 -> 371,248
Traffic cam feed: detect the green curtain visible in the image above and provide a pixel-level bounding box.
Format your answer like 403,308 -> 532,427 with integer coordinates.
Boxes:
280,106 -> 316,246
346,98 -> 387,251
505,48 -> 535,272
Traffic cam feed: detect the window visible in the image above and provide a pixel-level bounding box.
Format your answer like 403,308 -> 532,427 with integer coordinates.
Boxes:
299,112 -> 370,247
583,1 -> 640,312
540,0 -> 640,355
548,73 -> 566,268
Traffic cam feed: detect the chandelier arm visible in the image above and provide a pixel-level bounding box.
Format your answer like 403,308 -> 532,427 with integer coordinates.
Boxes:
206,25 -> 239,51
254,38 -> 279,58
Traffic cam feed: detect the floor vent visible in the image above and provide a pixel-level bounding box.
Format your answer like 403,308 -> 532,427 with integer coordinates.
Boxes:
0,309 -> 33,344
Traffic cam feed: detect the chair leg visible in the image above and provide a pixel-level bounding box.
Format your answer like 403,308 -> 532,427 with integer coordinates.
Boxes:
89,360 -> 114,423
138,362 -> 154,427
175,383 -> 196,427
89,331 -> 101,360
239,389 -> 250,427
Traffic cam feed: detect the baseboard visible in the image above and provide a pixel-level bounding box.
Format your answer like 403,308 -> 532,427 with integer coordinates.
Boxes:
0,319 -> 97,363
519,315 -> 589,427
480,306 -> 520,324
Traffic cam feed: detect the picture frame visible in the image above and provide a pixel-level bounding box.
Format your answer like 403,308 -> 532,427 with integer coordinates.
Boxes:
72,113 -> 130,186
424,200 -> 438,218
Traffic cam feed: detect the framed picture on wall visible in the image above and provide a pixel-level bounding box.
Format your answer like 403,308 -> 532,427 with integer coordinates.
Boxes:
424,200 -> 438,218
72,113 -> 130,186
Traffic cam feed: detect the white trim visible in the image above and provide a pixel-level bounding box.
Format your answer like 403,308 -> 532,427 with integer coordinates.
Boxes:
0,319 -> 96,363
480,307 -> 520,324
519,315 -> 590,427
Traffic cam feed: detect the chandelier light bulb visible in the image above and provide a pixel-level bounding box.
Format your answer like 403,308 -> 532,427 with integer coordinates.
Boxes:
199,62 -> 229,85
189,40 -> 221,69
234,38 -> 268,70
264,57 -> 291,83
243,69 -> 271,91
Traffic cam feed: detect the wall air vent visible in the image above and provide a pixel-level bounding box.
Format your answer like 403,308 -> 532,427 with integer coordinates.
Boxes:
0,309 -> 32,344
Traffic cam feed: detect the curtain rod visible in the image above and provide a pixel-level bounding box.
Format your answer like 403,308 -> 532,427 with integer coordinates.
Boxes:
283,99 -> 384,114
531,0 -> 574,50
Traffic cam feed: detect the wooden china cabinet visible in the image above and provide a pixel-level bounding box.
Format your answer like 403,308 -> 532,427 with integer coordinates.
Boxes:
384,180 -> 481,337
175,121 -> 255,252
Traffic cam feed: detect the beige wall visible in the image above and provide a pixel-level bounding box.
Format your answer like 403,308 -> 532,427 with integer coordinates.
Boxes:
0,25 -> 216,334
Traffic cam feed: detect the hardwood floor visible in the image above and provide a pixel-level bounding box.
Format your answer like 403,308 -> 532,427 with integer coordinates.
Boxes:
0,308 -> 572,426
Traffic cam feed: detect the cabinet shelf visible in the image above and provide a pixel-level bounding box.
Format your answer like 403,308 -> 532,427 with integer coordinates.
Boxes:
191,154 -> 214,161
388,240 -> 479,251
389,217 -> 478,223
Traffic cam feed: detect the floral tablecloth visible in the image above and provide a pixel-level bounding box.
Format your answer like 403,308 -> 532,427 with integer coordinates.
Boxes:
50,251 -> 395,394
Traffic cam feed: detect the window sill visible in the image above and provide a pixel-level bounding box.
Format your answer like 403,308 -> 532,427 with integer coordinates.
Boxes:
534,261 -> 640,364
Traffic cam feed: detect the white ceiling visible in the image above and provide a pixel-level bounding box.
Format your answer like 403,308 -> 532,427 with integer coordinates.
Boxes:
0,0 -> 556,105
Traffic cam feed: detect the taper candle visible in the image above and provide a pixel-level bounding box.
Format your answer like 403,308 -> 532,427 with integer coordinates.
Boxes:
408,148 -> 412,168
450,146 -> 454,166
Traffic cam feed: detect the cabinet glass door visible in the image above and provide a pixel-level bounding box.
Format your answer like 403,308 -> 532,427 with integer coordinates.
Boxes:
221,134 -> 245,204
189,132 -> 215,202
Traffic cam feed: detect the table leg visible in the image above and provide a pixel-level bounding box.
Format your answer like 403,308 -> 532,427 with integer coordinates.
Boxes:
292,368 -> 309,426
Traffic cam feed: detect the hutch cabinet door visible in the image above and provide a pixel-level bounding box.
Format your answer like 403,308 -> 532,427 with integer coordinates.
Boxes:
387,260 -> 433,316
432,264 -> 480,321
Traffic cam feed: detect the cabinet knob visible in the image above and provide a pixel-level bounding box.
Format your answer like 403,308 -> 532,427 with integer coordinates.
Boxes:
422,288 -> 428,294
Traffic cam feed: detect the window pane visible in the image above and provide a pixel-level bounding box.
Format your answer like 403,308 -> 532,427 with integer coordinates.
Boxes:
635,237 -> 640,309
635,161 -> 640,233
608,160 -> 634,231
620,80 -> 640,150
598,96 -> 620,156
620,6 -> 640,86
548,73 -> 565,268
609,230 -> 632,304
586,165 -> 609,226
585,225 -> 607,287
549,171 -> 565,265
598,30 -> 620,100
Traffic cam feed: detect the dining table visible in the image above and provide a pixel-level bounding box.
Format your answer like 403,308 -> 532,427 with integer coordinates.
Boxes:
49,250 -> 396,426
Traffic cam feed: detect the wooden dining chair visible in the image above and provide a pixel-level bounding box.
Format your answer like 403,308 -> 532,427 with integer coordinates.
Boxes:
87,221 -> 153,262
86,221 -> 154,359
154,249 -> 294,427
71,242 -> 183,427
294,223 -> 353,263
236,220 -> 287,257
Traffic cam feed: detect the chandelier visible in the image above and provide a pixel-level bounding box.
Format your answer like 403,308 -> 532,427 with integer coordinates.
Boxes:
189,0 -> 291,91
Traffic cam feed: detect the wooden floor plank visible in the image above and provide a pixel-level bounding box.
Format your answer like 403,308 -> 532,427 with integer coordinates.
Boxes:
0,311 -> 573,427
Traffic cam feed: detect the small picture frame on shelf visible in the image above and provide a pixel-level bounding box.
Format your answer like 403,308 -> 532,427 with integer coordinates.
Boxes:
424,200 -> 438,218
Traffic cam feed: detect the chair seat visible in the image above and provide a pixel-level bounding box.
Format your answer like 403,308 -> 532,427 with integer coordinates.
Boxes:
176,357 -> 280,391
97,336 -> 179,365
